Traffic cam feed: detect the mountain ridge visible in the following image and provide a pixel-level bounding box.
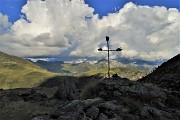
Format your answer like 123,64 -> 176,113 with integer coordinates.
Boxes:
139,54 -> 180,91
0,51 -> 56,89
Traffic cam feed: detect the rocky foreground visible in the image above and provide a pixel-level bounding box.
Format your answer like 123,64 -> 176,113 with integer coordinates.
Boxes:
51,77 -> 180,120
0,76 -> 179,120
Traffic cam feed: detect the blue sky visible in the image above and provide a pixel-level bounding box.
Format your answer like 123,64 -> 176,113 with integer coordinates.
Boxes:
0,0 -> 179,23
86,0 -> 179,18
0,0 -> 27,22
0,0 -> 179,59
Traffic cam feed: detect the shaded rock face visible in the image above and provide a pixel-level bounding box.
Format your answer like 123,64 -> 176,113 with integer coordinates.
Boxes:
49,76 -> 102,101
140,54 -> 180,91
51,78 -> 180,120
53,78 -> 79,101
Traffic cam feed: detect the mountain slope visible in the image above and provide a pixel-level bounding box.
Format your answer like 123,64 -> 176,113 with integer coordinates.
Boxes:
139,54 -> 180,91
34,60 -> 66,73
0,51 -> 56,89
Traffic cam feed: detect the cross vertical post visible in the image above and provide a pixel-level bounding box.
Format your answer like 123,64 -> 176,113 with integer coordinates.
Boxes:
106,36 -> 110,79
98,36 -> 122,79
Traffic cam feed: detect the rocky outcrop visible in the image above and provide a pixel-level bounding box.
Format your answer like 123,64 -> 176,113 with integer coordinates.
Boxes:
53,77 -> 79,101
42,76 -> 102,100
50,78 -> 180,120
51,98 -> 179,120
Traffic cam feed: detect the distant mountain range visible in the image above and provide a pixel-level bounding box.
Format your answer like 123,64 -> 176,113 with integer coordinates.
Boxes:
25,56 -> 165,66
116,57 -> 165,66
25,56 -> 162,73
26,58 -> 150,80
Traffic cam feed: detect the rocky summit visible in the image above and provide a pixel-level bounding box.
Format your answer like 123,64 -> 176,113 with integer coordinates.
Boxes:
0,54 -> 179,120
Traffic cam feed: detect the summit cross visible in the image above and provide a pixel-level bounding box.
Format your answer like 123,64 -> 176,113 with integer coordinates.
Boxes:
98,36 -> 122,79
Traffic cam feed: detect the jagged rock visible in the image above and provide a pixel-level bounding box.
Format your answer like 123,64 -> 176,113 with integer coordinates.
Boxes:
97,113 -> 108,120
86,106 -> 99,119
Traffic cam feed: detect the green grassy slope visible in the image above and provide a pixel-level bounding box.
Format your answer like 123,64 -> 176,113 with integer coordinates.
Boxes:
60,61 -> 149,80
61,62 -> 107,75
78,67 -> 149,80
0,51 -> 56,89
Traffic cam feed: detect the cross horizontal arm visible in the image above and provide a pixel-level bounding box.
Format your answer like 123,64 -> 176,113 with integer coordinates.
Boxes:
101,50 -> 118,51
98,48 -> 122,52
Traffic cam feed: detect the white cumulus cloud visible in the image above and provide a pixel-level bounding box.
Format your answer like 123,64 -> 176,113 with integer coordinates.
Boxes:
0,13 -> 12,35
0,1 -> 179,60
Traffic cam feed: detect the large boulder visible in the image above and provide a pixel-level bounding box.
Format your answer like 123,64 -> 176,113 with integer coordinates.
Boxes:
86,106 -> 99,119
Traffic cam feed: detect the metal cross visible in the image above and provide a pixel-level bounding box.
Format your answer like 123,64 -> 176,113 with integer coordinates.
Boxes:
98,36 -> 122,79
